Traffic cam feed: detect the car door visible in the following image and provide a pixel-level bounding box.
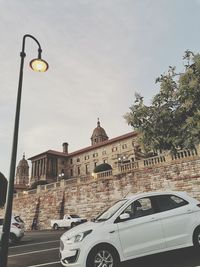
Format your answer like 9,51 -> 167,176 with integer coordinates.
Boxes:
63,215 -> 71,227
155,194 -> 195,248
116,196 -> 166,259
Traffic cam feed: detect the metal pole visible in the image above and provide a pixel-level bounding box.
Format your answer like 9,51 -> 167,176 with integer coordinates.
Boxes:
0,48 -> 25,267
0,34 -> 42,267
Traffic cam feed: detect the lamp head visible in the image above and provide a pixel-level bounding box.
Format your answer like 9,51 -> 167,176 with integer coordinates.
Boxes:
30,58 -> 49,72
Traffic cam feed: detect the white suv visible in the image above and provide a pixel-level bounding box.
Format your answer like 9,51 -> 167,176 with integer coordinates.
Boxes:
0,215 -> 25,244
60,191 -> 200,267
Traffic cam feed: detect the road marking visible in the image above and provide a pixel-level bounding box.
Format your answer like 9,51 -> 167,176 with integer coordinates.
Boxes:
27,261 -> 60,267
8,247 -> 59,257
10,240 -> 59,249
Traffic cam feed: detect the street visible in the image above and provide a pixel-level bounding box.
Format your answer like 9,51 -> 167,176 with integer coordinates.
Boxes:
7,230 -> 64,267
6,230 -> 200,267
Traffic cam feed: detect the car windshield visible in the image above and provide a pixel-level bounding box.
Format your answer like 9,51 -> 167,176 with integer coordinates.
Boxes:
14,216 -> 24,223
70,215 -> 80,218
94,199 -> 128,222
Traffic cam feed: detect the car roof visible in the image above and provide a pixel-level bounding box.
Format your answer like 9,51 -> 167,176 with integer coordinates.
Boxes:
124,191 -> 188,201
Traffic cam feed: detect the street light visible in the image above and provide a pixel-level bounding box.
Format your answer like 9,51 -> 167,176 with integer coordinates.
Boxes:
0,34 -> 49,267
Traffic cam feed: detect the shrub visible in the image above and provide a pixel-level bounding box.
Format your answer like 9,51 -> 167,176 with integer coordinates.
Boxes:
93,163 -> 112,173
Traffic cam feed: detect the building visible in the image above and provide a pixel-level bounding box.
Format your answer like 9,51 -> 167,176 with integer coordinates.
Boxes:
28,120 -> 139,185
14,154 -> 29,192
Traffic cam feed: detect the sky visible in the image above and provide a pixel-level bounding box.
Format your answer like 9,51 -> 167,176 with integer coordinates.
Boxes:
1,0 -> 200,177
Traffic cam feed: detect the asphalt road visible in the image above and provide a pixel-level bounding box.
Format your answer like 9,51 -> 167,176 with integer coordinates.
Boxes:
5,230 -> 200,267
7,230 -> 64,267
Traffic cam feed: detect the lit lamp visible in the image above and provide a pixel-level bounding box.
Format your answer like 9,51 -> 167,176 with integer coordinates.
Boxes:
0,34 -> 49,267
30,58 -> 49,72
57,172 -> 65,182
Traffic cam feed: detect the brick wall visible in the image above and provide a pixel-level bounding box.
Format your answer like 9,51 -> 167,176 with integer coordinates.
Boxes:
2,155 -> 200,230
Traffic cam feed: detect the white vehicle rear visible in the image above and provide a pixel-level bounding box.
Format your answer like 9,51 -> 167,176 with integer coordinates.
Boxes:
0,215 -> 25,244
51,214 -> 87,230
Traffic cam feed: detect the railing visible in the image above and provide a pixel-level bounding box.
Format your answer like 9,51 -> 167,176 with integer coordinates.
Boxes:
119,162 -> 139,173
171,148 -> 198,160
96,170 -> 112,179
143,155 -> 166,166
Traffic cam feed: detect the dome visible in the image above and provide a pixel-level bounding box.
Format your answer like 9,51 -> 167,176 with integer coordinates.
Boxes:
18,154 -> 29,167
91,119 -> 108,145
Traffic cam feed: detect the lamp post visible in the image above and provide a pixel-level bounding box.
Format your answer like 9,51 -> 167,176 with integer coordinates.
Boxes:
57,172 -> 65,182
0,34 -> 49,267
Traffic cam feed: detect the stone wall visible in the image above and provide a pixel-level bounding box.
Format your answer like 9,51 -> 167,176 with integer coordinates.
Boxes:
2,150 -> 200,230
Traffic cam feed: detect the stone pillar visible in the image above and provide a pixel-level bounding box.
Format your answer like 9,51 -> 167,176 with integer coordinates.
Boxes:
31,162 -> 34,177
43,158 -> 45,175
34,161 -> 36,177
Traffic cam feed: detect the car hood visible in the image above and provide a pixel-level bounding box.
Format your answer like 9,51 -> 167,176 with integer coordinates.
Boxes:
61,221 -> 104,240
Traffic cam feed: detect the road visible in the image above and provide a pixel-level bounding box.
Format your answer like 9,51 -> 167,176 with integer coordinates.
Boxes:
8,230 -> 64,267
6,230 -> 200,267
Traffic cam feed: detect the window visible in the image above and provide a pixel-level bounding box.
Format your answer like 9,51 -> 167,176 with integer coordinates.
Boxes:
85,155 -> 89,160
102,150 -> 107,155
93,153 -> 98,158
70,169 -> 73,177
112,147 -> 117,152
86,164 -> 89,174
77,167 -> 80,175
77,158 -> 80,162
156,195 -> 188,212
122,144 -> 127,149
70,158 -> 73,164
122,197 -> 154,219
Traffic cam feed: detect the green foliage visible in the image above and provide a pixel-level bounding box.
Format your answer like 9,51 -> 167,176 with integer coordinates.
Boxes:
124,51 -> 200,153
0,172 -> 7,207
93,163 -> 112,173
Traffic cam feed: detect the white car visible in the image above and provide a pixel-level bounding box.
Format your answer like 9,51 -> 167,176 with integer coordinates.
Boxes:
51,214 -> 87,230
60,191 -> 200,267
0,215 -> 25,244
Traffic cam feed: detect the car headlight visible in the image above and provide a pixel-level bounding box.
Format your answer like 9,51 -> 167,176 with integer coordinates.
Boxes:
67,230 -> 92,243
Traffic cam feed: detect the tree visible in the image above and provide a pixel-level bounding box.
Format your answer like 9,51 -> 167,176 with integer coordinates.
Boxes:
0,172 -> 7,207
93,163 -> 112,173
124,51 -> 200,153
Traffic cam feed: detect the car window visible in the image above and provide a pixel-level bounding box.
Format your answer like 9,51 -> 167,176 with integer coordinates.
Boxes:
70,215 -> 80,218
122,197 -> 155,219
156,195 -> 188,212
14,216 -> 24,223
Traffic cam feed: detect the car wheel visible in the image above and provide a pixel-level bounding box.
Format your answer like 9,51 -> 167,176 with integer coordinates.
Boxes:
53,223 -> 59,230
193,227 -> 200,248
86,245 -> 119,267
9,233 -> 17,244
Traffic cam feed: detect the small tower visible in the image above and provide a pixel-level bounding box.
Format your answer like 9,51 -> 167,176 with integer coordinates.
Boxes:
15,153 -> 29,186
91,119 -> 109,146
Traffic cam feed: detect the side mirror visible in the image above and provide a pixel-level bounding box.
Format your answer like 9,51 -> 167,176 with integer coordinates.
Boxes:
119,213 -> 130,221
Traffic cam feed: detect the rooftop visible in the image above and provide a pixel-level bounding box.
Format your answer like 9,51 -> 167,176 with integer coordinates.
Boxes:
28,131 -> 137,160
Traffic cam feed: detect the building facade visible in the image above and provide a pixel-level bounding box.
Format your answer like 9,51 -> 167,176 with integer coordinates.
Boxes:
28,120 -> 139,184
